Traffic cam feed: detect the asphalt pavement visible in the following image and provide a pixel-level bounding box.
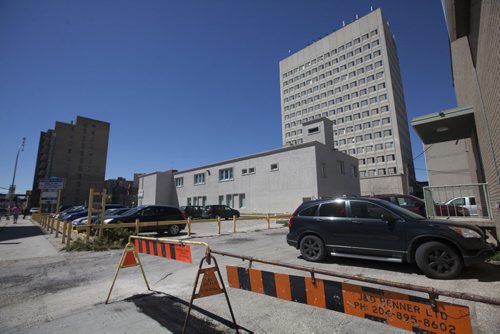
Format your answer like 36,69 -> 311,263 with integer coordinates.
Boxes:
0,218 -> 499,333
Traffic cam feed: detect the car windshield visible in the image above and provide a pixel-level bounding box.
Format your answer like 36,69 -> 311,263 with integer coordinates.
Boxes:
378,200 -> 426,220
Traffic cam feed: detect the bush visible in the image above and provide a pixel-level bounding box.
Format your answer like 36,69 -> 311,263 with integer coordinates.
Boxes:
490,251 -> 500,262
64,228 -> 132,252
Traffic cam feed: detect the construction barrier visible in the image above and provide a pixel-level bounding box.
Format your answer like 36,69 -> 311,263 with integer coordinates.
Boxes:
106,236 -> 238,334
212,249 -> 500,334
227,266 -> 470,334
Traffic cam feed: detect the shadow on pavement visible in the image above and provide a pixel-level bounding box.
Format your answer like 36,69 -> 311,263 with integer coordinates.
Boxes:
124,291 -> 252,333
0,225 -> 45,243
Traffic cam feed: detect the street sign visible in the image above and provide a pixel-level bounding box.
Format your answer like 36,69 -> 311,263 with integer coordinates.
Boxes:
41,190 -> 58,199
40,199 -> 57,204
39,178 -> 64,190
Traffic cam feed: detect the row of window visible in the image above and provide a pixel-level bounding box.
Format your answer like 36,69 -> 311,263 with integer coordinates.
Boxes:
282,29 -> 379,80
360,154 -> 396,164
285,105 -> 390,136
344,141 -> 394,154
284,81 -> 386,116
283,71 -> 385,112
334,129 -> 393,146
283,61 -> 384,104
360,167 -> 398,177
175,165 -> 280,187
283,54 -> 384,102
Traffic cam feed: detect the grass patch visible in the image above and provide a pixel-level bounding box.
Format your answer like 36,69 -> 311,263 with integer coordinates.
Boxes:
64,228 -> 132,252
489,251 -> 500,262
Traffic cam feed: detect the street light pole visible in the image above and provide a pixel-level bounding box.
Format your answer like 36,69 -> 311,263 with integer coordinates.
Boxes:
8,137 -> 26,209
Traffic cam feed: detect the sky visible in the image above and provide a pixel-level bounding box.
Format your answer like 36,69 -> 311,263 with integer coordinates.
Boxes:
0,0 -> 457,194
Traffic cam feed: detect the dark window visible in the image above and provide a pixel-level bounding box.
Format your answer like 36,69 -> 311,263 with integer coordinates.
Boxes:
141,207 -> 156,217
319,202 -> 346,217
299,205 -> 318,216
350,201 -> 392,219
470,197 -> 476,205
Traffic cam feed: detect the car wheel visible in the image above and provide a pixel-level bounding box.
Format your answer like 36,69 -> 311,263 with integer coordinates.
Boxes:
415,241 -> 463,279
299,235 -> 326,262
168,224 -> 181,236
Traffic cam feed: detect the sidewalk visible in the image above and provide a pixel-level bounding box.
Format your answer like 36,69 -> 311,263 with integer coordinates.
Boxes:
0,216 -> 59,261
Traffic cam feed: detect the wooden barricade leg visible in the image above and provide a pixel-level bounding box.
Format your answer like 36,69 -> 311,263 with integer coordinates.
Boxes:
217,216 -> 221,235
266,214 -> 270,229
182,254 -> 238,334
135,218 -> 139,235
232,215 -> 237,233
50,217 -> 55,234
187,217 -> 191,237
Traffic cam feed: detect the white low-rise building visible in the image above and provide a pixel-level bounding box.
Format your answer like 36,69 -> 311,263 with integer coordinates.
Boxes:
138,118 -> 360,213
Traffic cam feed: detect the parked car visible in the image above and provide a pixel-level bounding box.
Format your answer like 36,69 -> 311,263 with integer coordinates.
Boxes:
373,194 -> 470,217
180,205 -> 204,219
286,197 -> 496,279
445,196 -> 478,216
201,205 -> 240,220
72,207 -> 130,226
61,204 -> 126,222
103,205 -> 186,236
29,207 -> 40,214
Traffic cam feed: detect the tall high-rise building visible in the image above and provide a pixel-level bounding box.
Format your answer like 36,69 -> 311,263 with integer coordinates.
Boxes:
279,8 -> 415,195
31,116 -> 110,207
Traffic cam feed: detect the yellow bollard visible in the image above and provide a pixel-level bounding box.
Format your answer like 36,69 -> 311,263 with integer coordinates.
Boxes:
232,215 -> 237,233
266,213 -> 270,229
187,217 -> 191,237
55,219 -> 61,238
66,222 -> 72,248
62,221 -> 67,244
217,216 -> 221,235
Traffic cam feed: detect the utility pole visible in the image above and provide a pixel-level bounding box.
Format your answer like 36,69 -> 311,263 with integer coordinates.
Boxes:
8,137 -> 26,209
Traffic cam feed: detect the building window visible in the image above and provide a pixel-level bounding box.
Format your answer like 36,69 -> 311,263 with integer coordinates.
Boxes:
194,173 -> 205,185
351,166 -> 358,178
239,194 -> 246,208
270,163 -> 279,171
308,126 -> 320,134
218,195 -> 224,205
242,167 -> 256,175
337,160 -> 345,175
219,168 -> 233,181
388,167 -> 397,175
175,177 -> 184,188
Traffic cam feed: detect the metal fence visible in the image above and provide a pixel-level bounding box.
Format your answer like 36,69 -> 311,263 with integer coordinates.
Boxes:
423,183 -> 492,219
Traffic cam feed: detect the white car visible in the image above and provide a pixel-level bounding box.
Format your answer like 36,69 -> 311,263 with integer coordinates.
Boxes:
445,196 -> 478,216
29,207 -> 40,214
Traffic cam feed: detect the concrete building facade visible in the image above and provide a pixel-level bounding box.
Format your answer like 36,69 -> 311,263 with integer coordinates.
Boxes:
138,119 -> 360,213
31,116 -> 110,207
412,0 -> 500,226
279,8 -> 415,195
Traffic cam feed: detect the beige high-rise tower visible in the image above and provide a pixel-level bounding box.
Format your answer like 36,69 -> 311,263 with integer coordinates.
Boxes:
31,116 -> 110,207
279,8 -> 415,195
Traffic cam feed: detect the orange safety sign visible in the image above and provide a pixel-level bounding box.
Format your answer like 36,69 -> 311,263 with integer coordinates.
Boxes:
226,266 -> 472,334
194,267 -> 224,299
134,239 -> 192,263
121,250 -> 138,268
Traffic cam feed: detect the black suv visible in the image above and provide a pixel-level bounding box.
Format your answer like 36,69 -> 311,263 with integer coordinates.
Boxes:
287,197 -> 496,279
180,205 -> 204,219
104,205 -> 186,236
201,205 -> 240,220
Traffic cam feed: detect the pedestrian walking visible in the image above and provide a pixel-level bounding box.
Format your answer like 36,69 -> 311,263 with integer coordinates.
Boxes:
23,208 -> 29,219
12,205 -> 21,224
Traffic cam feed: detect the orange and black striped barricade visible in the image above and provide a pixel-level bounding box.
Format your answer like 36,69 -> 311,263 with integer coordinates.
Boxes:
182,250 -> 238,334
214,250 -> 500,334
105,235 -> 198,304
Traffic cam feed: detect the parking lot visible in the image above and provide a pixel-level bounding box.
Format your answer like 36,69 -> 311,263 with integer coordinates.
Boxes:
1,217 -> 500,333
